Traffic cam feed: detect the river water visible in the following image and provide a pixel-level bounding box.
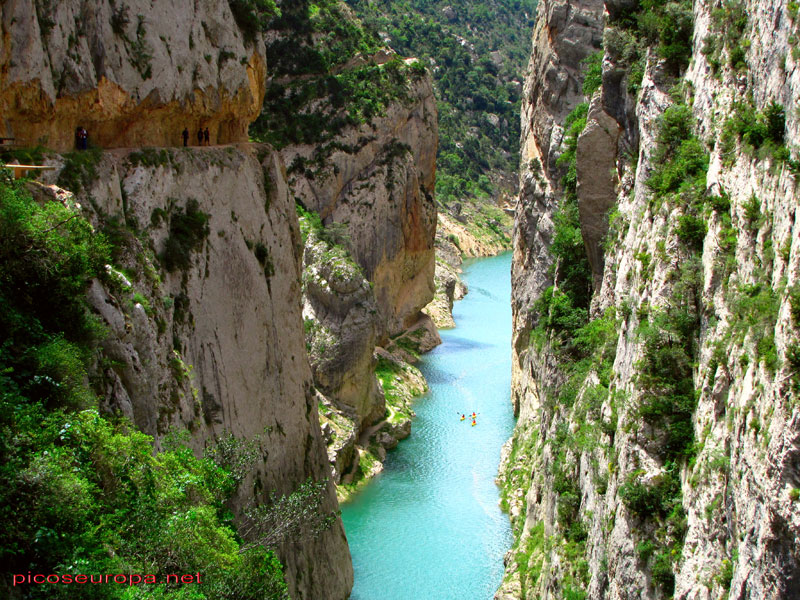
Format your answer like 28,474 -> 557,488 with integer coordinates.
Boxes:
341,252 -> 515,600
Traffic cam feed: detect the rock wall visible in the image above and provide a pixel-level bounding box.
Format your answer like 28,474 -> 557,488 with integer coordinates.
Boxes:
274,39 -> 440,487
0,0 -> 265,150
50,146 -> 352,600
286,61 -> 438,339
501,1 -> 800,599
511,0 -> 605,416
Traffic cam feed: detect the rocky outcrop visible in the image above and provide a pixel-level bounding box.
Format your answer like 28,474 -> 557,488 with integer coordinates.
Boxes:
286,61 -> 438,338
268,21 -> 439,489
303,229 -> 383,427
576,96 -> 622,291
511,0 -> 604,416
501,1 -> 800,599
0,0 -> 266,150
58,146 -> 351,600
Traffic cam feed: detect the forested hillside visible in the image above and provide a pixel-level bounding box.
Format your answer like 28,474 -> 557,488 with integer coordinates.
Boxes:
346,0 -> 536,204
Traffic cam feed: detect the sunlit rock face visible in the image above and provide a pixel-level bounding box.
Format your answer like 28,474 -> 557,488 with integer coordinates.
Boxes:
0,0 -> 266,150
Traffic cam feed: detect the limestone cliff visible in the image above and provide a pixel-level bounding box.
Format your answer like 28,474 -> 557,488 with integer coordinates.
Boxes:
44,146 -> 352,600
511,0 -> 605,417
501,1 -> 800,599
0,0 -> 266,150
254,2 -> 441,491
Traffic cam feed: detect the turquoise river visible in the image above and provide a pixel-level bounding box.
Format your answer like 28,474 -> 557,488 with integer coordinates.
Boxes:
342,251 -> 515,599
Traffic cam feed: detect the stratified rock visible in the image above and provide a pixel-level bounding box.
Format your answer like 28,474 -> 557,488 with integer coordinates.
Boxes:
0,0 -> 266,150
74,146 -> 352,600
576,94 -> 622,290
285,60 -> 438,338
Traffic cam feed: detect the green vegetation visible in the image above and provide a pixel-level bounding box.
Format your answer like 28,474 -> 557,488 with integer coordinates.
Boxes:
647,103 -> 708,204
254,57 -> 423,152
375,355 -> 416,423
251,0 -> 424,170
620,95 -> 710,597
128,147 -> 176,170
582,51 -> 603,97
128,15 -> 153,80
514,522 -> 545,597
725,282 -> 781,373
0,177 -> 336,599
160,199 -> 210,273
720,99 -> 796,168
609,0 -> 694,74
297,203 -> 364,289
443,199 -> 513,250
0,144 -> 47,166
347,0 -> 535,203
253,241 -> 275,278
605,0 -> 695,97
228,0 -> 280,43
57,147 -> 103,193
702,0 -> 749,74
531,102 -> 593,351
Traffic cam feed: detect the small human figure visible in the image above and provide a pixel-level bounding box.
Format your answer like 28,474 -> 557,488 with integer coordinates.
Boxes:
182,127 -> 189,147
203,127 -> 210,146
75,126 -> 82,150
197,127 -> 204,146
460,414 -> 465,421
79,127 -> 88,150
471,419 -> 477,427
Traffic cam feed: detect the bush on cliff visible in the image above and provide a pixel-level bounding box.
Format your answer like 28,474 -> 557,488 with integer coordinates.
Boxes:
0,175 -> 325,599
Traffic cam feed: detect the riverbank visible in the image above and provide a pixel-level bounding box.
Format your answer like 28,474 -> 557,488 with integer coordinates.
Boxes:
335,202 -> 513,500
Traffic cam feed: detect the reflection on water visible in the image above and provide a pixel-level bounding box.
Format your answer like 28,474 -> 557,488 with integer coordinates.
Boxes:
341,252 -> 515,600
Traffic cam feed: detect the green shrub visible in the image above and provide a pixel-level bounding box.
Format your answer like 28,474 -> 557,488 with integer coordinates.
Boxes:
728,282 -> 780,373
721,101 -> 789,165
129,147 -> 172,169
651,549 -> 676,594
636,539 -> 656,562
57,147 -> 103,193
228,0 -> 279,43
675,214 -> 707,249
611,0 -> 694,74
705,1 -> 749,72
0,180 -> 344,599
619,470 -> 680,518
582,51 -> 603,97
160,199 -> 210,272
648,137 -> 708,196
636,303 -> 699,461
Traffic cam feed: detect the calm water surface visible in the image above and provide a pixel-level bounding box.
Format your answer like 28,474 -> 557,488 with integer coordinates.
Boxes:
341,251 -> 515,600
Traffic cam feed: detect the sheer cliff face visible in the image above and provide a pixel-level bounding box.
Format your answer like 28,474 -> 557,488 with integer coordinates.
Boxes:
512,0 -> 604,415
503,1 -> 800,599
0,0 -> 266,150
288,67 -> 438,338
287,57 -> 439,442
67,147 -> 352,600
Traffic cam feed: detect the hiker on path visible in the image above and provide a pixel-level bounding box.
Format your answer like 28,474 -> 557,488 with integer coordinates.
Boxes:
197,128 -> 204,146
182,127 -> 189,147
203,127 -> 210,146
78,127 -> 88,150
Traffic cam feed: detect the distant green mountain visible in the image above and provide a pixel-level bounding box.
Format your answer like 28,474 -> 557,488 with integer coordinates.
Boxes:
346,0 -> 536,204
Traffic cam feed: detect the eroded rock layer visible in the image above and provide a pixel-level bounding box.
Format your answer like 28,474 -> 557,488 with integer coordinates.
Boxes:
501,1 -> 800,599
54,146 -> 352,600
0,0 -> 265,150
